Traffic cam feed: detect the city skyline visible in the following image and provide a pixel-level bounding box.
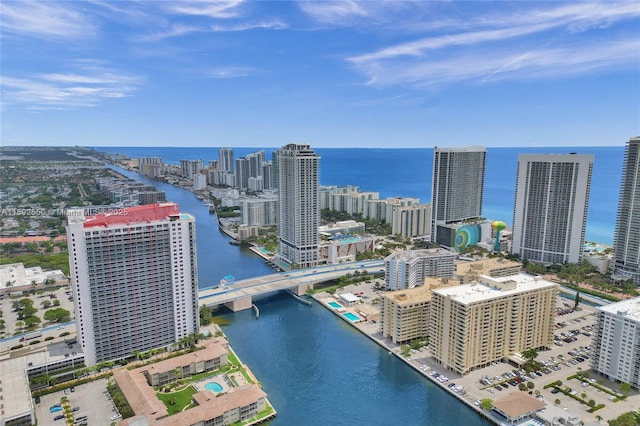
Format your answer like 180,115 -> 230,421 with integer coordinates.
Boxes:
1,1 -> 639,148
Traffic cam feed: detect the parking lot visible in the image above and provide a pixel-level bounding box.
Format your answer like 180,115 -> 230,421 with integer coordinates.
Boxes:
404,299 -> 639,424
0,285 -> 76,352
34,378 -> 119,426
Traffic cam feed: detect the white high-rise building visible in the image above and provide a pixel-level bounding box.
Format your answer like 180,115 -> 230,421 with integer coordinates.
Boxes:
511,153 -> 593,265
180,159 -> 204,179
431,146 -> 486,243
193,173 -> 207,190
591,297 -> 640,389
219,147 -> 234,173
613,137 -> 640,285
67,202 -> 199,366
385,248 -> 455,290
277,144 -> 320,268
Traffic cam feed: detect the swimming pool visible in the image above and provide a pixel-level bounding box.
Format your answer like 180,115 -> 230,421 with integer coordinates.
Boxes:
204,381 -> 223,392
328,301 -> 342,309
342,312 -> 361,322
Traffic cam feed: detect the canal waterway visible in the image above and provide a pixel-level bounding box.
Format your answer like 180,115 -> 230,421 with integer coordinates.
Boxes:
111,166 -> 492,426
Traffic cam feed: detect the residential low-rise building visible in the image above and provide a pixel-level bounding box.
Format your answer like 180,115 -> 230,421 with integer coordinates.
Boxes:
319,235 -> 374,264
143,338 -> 229,387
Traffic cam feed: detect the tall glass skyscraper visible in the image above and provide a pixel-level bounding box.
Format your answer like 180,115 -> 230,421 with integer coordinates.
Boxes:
67,202 -> 199,365
219,147 -> 235,173
613,137 -> 640,285
511,153 -> 593,264
430,146 -> 486,243
277,144 -> 320,269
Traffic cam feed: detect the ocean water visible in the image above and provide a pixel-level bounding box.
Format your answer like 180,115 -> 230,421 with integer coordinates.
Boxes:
97,146 -> 624,245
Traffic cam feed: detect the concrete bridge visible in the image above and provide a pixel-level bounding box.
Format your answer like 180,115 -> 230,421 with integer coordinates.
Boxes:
198,260 -> 385,312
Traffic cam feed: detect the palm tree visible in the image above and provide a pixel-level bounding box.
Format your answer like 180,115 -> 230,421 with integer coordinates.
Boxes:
522,348 -> 538,370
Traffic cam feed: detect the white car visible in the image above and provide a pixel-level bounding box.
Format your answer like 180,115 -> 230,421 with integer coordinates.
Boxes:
110,414 -> 122,421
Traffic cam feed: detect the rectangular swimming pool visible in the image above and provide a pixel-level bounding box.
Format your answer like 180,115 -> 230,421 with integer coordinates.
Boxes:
328,301 -> 342,309
342,312 -> 361,322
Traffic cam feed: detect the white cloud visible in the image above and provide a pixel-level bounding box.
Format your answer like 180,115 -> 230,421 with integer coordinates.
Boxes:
204,67 -> 254,78
161,0 -> 245,19
210,20 -> 288,32
137,23 -> 205,42
298,0 -> 369,25
346,2 -> 640,88
353,39 -> 640,88
1,65 -> 142,110
0,0 -> 96,39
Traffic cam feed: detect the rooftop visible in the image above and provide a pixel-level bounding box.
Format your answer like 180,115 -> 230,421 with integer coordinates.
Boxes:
492,392 -> 546,419
386,248 -> 455,262
78,202 -> 181,228
383,286 -> 434,305
598,296 -> 640,321
0,343 -> 84,423
432,273 -> 557,305
456,258 -> 521,274
145,339 -> 228,376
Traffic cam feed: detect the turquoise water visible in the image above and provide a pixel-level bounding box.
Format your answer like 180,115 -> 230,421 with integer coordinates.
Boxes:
328,301 -> 342,309
204,382 -> 223,392
343,312 -> 361,322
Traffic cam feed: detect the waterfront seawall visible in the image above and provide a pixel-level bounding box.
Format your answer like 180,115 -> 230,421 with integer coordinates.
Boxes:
310,293 -> 499,426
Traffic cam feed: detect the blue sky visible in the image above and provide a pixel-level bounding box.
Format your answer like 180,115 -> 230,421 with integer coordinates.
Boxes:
1,1 -> 639,148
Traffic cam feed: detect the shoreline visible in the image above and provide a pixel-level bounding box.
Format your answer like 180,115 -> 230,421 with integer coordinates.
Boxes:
309,293 -> 499,426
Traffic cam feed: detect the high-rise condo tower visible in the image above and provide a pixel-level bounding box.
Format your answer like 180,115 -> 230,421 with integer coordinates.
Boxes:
67,202 -> 199,366
277,144 -> 320,269
431,146 -> 486,244
511,153 -> 593,264
613,137 -> 640,285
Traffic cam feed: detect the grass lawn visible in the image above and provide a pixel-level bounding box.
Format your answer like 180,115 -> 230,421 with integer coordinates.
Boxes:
156,386 -> 197,415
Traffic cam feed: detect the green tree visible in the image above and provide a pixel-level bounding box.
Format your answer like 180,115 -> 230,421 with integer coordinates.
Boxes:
608,411 -> 640,426
619,382 -> 632,396
554,399 -> 561,406
401,345 -> 411,357
527,381 -> 534,390
199,305 -> 213,326
480,399 -> 493,411
522,348 -> 539,369
25,316 -> 41,327
574,291 -> 581,309
518,383 -> 527,391
43,308 -> 71,323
